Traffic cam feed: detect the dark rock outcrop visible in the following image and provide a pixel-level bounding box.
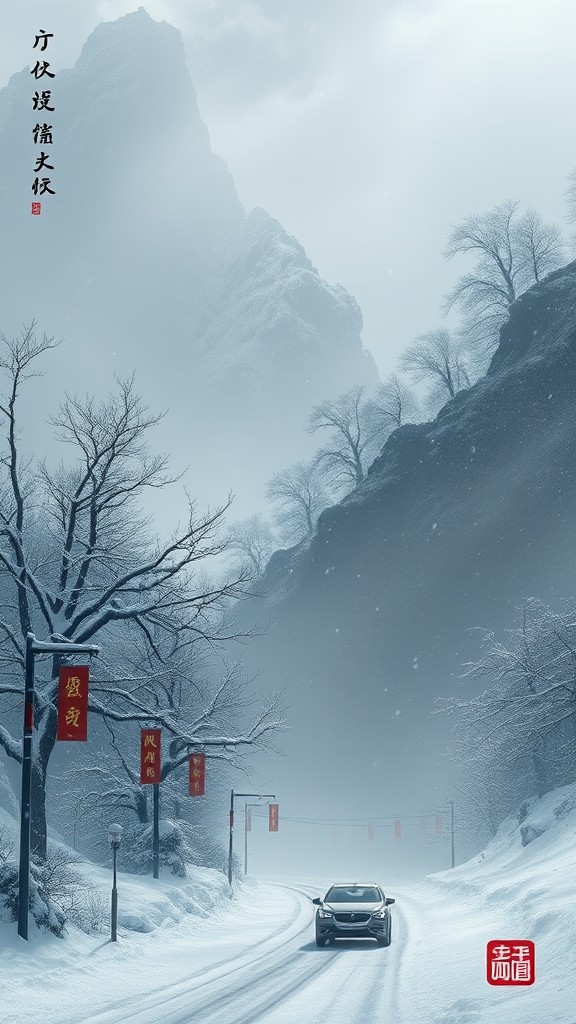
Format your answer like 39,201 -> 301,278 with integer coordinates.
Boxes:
236,262 -> 576,856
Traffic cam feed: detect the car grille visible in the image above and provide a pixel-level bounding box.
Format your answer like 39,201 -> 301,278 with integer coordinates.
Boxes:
334,913 -> 371,923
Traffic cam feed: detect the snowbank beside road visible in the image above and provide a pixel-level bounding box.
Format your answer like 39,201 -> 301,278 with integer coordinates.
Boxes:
0,803 -> 234,964
400,783 -> 576,1023
427,781 -> 576,943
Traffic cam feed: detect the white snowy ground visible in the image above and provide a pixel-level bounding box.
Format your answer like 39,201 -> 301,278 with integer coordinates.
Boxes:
1,784 -> 575,1024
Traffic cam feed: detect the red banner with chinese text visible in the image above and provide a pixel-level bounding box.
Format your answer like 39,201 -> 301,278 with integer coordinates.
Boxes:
140,729 -> 161,784
56,666 -> 89,741
268,803 -> 279,832
188,752 -> 206,796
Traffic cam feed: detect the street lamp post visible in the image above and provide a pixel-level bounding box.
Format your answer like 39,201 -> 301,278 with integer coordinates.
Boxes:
107,823 -> 123,941
17,632 -> 99,941
228,790 -> 275,885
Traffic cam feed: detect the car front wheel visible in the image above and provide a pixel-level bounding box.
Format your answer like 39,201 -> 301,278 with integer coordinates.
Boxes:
315,935 -> 328,947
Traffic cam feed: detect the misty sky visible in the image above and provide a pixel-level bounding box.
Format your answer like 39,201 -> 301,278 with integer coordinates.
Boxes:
1,0 -> 575,375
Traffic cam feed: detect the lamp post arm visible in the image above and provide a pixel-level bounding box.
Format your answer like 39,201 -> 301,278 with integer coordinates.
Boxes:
27,633 -> 100,656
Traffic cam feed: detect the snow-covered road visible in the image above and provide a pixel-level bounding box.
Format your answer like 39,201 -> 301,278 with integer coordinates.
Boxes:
3,876 -> 560,1024
2,879 -> 402,1024
74,881 -> 402,1024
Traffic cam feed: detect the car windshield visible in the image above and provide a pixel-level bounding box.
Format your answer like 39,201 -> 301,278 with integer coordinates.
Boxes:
325,886 -> 382,903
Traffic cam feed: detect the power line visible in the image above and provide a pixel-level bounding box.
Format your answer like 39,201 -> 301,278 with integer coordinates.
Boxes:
250,811 -> 448,826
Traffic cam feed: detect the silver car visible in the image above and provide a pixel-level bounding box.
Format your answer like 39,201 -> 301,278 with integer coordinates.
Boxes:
312,882 -> 395,947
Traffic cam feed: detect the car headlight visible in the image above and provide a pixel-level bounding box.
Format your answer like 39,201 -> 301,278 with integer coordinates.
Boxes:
372,907 -> 388,918
318,908 -> 333,918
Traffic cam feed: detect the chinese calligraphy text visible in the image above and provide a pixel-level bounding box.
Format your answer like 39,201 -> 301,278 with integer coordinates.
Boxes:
140,729 -> 162,784
486,940 -> 535,985
56,666 -> 89,741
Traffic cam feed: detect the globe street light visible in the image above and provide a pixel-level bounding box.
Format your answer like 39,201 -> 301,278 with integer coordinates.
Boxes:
107,823 -> 123,941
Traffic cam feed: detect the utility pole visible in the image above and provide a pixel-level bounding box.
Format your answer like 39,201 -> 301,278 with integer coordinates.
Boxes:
153,784 -> 160,879
228,790 -> 275,885
18,633 -> 99,941
449,800 -> 455,868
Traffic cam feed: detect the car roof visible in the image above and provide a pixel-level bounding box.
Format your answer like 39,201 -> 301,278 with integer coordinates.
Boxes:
327,882 -> 382,889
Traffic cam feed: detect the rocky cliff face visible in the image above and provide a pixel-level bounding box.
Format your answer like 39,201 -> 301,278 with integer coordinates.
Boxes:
237,262 -> 576,853
195,207 -> 376,434
0,9 -> 376,511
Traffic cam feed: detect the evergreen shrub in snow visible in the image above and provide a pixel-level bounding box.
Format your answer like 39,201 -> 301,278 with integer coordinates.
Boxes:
120,819 -> 225,877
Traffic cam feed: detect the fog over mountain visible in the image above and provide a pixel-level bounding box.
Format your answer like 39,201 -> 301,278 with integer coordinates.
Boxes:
235,260 -> 576,874
0,8 -> 376,519
2,6 -> 574,886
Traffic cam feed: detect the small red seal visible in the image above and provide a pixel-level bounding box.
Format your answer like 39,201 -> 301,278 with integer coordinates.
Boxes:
487,940 -> 535,985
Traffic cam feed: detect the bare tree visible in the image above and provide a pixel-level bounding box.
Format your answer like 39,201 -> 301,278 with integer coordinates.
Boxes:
226,514 -> 277,579
365,373 -> 420,433
67,647 -> 283,829
439,598 -> 576,816
265,460 -> 328,545
0,326 -> 257,859
308,386 -> 380,493
444,200 -> 564,354
400,330 -> 471,410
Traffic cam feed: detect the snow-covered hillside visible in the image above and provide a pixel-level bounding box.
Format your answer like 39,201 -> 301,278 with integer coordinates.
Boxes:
405,782 -> 576,1022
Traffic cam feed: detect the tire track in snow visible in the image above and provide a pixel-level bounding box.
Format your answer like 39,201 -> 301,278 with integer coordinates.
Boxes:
250,882 -> 409,1024
75,882 -> 325,1024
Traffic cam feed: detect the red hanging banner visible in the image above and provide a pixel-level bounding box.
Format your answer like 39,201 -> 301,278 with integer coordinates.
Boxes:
140,729 -> 161,784
56,666 -> 89,741
188,752 -> 206,796
435,815 -> 443,835
368,823 -> 375,842
394,818 -> 401,840
245,808 -> 252,832
268,803 -> 279,832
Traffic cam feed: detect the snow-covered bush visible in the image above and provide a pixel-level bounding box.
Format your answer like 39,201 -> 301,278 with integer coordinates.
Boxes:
73,891 -> 109,934
0,839 -> 113,936
0,824 -> 14,863
119,819 -> 226,877
0,857 -> 66,936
